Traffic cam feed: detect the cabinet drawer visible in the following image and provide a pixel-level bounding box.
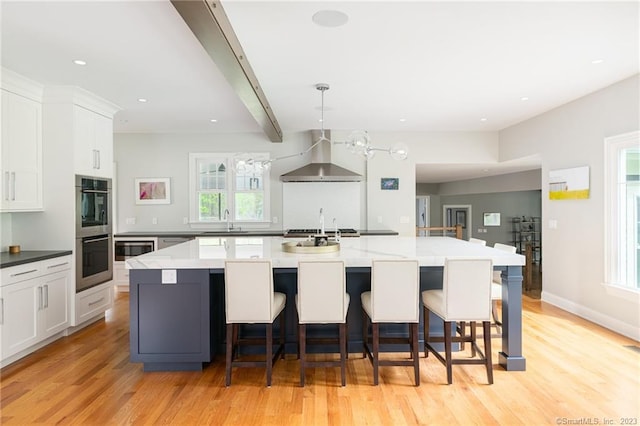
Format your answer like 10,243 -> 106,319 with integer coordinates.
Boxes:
76,286 -> 113,323
40,256 -> 72,275
1,263 -> 42,286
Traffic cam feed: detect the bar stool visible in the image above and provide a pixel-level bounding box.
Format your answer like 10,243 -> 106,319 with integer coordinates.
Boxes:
296,260 -> 350,386
224,259 -> 286,387
492,243 -> 517,334
422,258 -> 494,385
468,237 -> 487,245
361,259 -> 420,386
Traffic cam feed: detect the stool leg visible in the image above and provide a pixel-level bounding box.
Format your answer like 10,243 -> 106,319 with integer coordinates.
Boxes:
362,307 -> 368,358
492,300 -> 502,334
483,321 -> 494,384
470,321 -> 477,357
225,323 -> 233,387
299,324 -> 306,386
444,321 -> 453,385
411,322 -> 420,386
423,305 -> 430,358
280,309 -> 286,360
266,323 -> 273,387
339,322 -> 347,387
372,322 -> 380,386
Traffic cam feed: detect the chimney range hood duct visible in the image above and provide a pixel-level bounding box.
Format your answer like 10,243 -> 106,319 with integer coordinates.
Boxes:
280,130 -> 362,182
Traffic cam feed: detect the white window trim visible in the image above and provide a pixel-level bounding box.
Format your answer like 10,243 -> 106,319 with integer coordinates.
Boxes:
188,152 -> 271,227
604,130 -> 640,293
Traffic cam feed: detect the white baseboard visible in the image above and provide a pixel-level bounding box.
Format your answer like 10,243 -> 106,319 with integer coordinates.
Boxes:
541,291 -> 640,341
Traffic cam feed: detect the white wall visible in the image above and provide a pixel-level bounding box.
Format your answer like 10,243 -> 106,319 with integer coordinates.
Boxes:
0,213 -> 12,251
438,169 -> 541,196
499,74 -> 640,340
114,131 -> 368,232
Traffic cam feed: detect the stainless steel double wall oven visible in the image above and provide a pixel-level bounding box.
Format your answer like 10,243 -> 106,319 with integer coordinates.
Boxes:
75,175 -> 113,292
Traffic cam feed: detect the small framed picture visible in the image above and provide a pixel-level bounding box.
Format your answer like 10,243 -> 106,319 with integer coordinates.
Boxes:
381,178 -> 399,190
135,178 -> 171,205
483,212 -> 501,227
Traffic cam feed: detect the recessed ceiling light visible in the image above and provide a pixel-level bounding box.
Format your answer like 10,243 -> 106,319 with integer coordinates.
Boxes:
399,118 -> 407,122
73,59 -> 86,66
318,118 -> 324,123
210,119 -> 218,123
312,10 -> 349,28
137,98 -> 147,103
591,59 -> 604,64
520,97 -> 529,101
482,168 -> 490,172
480,118 -> 488,122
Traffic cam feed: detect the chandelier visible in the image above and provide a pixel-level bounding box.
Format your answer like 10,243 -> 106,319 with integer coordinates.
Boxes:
232,83 -> 409,173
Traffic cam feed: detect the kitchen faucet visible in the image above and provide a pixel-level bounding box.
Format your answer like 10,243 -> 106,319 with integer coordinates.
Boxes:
223,208 -> 232,232
319,208 -> 325,235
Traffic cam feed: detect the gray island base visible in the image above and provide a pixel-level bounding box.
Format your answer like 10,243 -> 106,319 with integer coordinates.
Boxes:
127,236 -> 526,373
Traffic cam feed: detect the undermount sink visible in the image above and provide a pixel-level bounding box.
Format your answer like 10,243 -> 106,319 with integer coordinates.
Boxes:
282,240 -> 340,254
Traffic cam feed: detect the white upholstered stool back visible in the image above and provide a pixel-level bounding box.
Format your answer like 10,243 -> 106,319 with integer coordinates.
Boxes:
439,258 -> 493,321
366,259 -> 419,323
297,260 -> 348,324
225,259 -> 283,324
468,238 -> 487,246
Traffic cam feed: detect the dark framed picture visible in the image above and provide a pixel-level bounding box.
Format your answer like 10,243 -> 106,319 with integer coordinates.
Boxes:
381,178 -> 399,190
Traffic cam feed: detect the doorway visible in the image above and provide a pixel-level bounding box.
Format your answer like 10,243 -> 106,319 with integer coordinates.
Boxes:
443,204 -> 472,240
416,196 -> 430,236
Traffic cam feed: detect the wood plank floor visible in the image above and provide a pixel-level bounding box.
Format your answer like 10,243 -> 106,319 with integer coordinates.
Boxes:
1,292 -> 639,425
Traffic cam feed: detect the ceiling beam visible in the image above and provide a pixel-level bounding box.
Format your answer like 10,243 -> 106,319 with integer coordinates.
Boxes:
171,0 -> 283,142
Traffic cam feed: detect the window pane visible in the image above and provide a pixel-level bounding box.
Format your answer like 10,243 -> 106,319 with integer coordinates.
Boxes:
235,174 -> 262,191
235,192 -> 264,221
198,159 -> 226,190
199,192 -> 226,221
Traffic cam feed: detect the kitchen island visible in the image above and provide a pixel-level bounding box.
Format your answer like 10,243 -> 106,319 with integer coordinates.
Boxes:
127,236 -> 526,372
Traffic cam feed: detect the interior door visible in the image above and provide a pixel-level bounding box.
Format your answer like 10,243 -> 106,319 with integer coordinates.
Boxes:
443,204 -> 472,240
416,196 -> 429,236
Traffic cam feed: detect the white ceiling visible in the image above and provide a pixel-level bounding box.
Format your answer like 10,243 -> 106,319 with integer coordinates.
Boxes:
2,1 -> 638,183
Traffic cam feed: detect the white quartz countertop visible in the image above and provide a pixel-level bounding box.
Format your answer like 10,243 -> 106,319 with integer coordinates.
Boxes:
126,236 -> 525,270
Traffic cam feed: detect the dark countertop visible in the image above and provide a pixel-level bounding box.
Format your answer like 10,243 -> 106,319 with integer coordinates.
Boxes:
0,250 -> 73,269
114,229 -> 399,238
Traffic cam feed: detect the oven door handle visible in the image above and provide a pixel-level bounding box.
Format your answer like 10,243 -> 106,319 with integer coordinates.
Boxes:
81,189 -> 109,194
83,235 -> 110,243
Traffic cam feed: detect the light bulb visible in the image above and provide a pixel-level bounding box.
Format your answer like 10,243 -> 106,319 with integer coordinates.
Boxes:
390,142 -> 409,161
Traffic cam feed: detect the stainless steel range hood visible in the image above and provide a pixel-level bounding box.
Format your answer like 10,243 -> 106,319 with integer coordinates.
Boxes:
280,130 -> 362,182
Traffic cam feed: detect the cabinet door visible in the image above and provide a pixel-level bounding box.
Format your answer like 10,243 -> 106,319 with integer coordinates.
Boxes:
0,90 -> 43,211
93,113 -> 113,177
73,106 -> 113,178
73,105 -> 97,176
40,270 -> 70,338
0,279 -> 40,359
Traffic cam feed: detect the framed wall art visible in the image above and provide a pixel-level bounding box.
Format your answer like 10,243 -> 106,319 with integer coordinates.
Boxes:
380,177 -> 399,190
135,178 -> 171,205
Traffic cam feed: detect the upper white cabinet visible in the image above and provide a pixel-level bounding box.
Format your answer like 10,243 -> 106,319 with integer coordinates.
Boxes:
74,105 -> 113,178
0,73 -> 43,212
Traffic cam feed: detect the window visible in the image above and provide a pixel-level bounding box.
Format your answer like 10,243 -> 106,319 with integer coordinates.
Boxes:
605,131 -> 640,290
189,153 -> 270,224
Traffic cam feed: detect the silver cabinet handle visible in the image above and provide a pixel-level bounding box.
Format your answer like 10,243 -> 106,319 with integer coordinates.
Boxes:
44,285 -> 49,308
10,269 -> 38,277
38,286 -> 43,310
88,297 -> 105,307
10,171 -> 15,200
0,298 -> 4,325
47,262 -> 69,269
4,171 -> 9,201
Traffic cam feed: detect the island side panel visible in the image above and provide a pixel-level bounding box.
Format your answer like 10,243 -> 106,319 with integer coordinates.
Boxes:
498,265 -> 526,371
130,269 -> 211,371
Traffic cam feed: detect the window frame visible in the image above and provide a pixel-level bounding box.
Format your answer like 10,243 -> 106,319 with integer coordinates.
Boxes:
189,152 -> 271,225
604,131 -> 640,293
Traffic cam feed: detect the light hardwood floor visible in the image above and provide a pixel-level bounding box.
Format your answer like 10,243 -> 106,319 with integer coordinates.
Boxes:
1,292 -> 639,425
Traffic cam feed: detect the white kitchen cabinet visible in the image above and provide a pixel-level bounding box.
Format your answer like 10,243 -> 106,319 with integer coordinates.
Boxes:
0,256 -> 71,361
0,89 -> 43,211
74,105 -> 113,178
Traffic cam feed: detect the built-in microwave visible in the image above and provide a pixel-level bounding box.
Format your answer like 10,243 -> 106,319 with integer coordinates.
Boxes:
76,175 -> 112,238
114,240 -> 155,261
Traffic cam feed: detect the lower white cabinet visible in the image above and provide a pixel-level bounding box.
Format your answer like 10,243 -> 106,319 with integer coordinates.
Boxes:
0,256 -> 71,361
75,284 -> 113,325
